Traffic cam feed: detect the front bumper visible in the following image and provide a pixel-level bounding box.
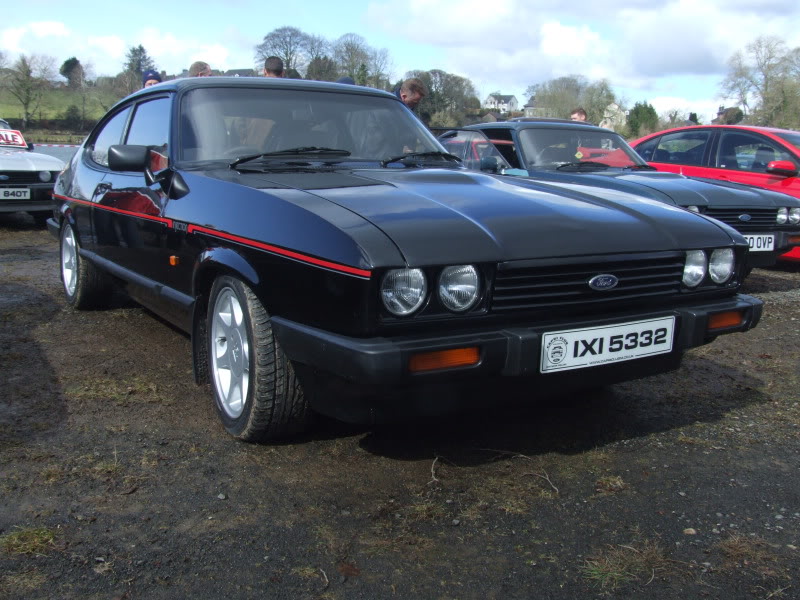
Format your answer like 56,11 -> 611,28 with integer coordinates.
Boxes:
0,183 -> 56,213
746,230 -> 800,267
272,294 -> 763,386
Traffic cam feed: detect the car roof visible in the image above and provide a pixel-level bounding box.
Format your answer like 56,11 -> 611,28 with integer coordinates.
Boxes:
637,124 -> 800,139
124,76 -> 398,103
466,120 -> 612,133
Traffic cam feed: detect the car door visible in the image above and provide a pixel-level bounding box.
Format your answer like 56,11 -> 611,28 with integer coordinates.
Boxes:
712,129 -> 800,195
643,129 -> 716,177
68,106 -> 132,252
97,96 -> 172,289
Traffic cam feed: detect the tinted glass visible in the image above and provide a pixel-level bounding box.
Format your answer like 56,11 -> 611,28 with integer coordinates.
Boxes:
716,131 -> 794,171
518,128 -> 644,169
438,130 -> 511,171
653,130 -> 710,166
179,87 -> 442,162
90,107 -> 132,166
126,97 -> 170,148
774,131 -> 800,155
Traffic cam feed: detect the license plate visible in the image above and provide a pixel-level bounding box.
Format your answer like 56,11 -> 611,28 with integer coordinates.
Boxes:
1,188 -> 30,200
541,316 -> 675,373
743,234 -> 774,252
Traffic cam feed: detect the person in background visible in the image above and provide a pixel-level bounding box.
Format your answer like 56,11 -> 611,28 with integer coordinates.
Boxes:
142,69 -> 162,88
263,56 -> 285,78
395,78 -> 427,111
189,61 -> 212,77
570,107 -> 588,121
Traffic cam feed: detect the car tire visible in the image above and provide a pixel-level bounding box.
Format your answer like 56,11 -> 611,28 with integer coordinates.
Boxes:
60,222 -> 111,309
208,275 -> 308,441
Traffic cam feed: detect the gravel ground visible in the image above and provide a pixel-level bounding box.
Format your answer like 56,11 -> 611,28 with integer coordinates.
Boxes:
1,212 -> 798,600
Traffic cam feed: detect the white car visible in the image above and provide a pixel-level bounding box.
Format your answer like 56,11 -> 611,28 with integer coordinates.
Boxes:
1,121 -> 65,224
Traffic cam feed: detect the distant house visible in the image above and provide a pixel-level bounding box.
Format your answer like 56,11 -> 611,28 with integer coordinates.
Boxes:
224,69 -> 257,77
522,96 -> 557,118
481,112 -> 505,123
483,94 -> 519,114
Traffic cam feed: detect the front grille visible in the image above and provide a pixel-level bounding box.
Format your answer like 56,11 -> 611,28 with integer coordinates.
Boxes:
0,171 -> 49,185
704,207 -> 777,232
491,253 -> 685,313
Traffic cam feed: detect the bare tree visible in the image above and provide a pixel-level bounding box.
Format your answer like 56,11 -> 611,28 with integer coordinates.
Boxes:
7,54 -> 55,128
333,33 -> 370,80
255,26 -> 307,74
720,36 -> 800,127
367,47 -> 391,90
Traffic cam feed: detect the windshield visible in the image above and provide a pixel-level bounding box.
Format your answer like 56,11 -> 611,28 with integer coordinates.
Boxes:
179,87 -> 443,164
517,128 -> 646,170
775,131 -> 800,154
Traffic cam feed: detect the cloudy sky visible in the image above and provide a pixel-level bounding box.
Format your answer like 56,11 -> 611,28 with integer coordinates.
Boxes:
3,0 -> 800,122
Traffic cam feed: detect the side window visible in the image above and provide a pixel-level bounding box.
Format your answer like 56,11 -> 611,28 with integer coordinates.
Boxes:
126,97 -> 170,149
635,137 -> 658,161
716,132 -> 792,171
479,129 -> 520,168
90,107 -> 132,166
656,130 -> 711,166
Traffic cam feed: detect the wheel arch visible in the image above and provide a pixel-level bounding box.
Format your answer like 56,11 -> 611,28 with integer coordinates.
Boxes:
190,246 -> 262,385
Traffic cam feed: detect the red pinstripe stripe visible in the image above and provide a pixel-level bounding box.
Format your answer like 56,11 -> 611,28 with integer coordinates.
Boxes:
55,193 -> 372,279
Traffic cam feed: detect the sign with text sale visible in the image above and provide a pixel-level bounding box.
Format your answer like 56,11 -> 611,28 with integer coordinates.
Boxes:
0,129 -> 28,148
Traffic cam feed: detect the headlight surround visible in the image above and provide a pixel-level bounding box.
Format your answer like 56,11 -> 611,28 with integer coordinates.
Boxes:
789,207 -> 800,225
381,268 -> 427,316
777,207 -> 788,224
683,250 -> 707,287
38,170 -> 52,182
438,265 -> 480,312
709,248 -> 735,284
686,205 -> 700,213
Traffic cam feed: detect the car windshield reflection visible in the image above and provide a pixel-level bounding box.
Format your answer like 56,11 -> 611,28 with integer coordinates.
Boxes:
180,87 -> 442,164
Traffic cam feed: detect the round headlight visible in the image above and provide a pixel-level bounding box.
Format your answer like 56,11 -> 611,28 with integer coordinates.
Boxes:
38,170 -> 52,182
709,248 -> 735,284
789,207 -> 800,225
686,205 -> 700,213
683,250 -> 707,287
381,268 -> 427,316
438,265 -> 480,312
777,207 -> 788,224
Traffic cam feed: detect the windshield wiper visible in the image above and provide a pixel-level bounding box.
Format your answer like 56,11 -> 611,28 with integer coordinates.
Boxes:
380,151 -> 462,168
555,161 -> 610,171
624,164 -> 658,171
229,147 -> 351,168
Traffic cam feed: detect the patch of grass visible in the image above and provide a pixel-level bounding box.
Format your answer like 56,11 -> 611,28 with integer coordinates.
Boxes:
291,566 -> 320,579
716,533 -> 781,577
595,475 -> 629,494
0,570 -> 47,594
582,539 -> 671,589
40,465 -> 64,484
65,375 -> 172,405
1,527 -> 57,556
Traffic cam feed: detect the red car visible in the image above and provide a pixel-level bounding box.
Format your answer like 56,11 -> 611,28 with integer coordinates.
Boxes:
631,125 -> 800,261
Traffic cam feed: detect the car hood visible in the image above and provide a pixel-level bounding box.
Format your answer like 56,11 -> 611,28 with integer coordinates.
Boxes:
521,168 -> 785,208
0,148 -> 65,171
220,168 -> 737,266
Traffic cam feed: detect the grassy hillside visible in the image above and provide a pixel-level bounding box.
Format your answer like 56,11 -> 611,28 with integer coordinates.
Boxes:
0,86 -> 122,124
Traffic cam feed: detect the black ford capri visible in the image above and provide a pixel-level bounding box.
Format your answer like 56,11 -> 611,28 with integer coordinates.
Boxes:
49,77 -> 762,441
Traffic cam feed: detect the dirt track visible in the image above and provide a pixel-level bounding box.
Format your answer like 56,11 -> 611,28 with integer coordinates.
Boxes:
1,212 -> 799,599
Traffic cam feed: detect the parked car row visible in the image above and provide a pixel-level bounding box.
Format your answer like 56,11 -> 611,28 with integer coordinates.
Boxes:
0,118 -> 65,225
631,124 -> 800,261
436,120 -> 800,271
48,78 -> 765,441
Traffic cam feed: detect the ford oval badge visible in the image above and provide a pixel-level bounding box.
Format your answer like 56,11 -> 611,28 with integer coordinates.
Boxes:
738,214 -> 752,222
588,274 -> 619,291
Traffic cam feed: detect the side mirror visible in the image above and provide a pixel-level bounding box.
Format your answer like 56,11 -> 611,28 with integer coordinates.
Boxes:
108,144 -> 149,172
480,156 -> 500,173
766,160 -> 799,177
